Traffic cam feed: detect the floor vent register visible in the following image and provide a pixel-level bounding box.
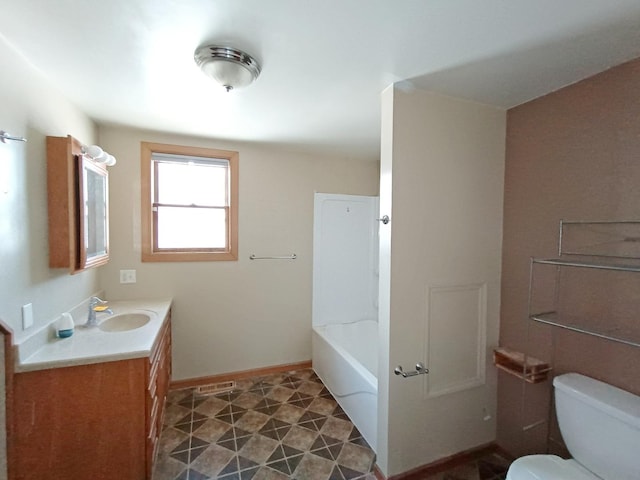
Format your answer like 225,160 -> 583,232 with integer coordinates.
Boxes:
195,381 -> 236,395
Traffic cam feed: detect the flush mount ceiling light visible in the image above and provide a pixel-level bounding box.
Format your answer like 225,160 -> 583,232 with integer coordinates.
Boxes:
194,45 -> 261,92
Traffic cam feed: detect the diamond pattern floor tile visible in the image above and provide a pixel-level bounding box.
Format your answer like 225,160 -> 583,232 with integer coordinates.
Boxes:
153,368 -> 510,480
153,369 -> 376,480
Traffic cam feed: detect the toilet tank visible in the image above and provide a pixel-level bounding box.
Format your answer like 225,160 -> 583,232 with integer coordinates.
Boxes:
554,373 -> 640,480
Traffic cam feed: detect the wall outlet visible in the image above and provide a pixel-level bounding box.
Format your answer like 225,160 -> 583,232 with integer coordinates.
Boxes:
482,407 -> 492,422
119,269 -> 137,284
22,303 -> 34,330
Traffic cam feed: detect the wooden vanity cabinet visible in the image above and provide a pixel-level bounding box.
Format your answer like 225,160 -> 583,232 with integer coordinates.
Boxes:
13,313 -> 172,480
146,313 -> 172,469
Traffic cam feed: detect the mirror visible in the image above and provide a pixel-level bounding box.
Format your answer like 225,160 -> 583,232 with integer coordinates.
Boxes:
78,156 -> 109,269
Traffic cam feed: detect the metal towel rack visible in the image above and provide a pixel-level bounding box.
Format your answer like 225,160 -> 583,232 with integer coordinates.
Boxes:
394,362 -> 428,378
0,130 -> 27,143
249,254 -> 297,260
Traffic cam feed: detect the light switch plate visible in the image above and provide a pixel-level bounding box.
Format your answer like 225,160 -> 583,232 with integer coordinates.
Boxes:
119,269 -> 137,284
22,303 -> 34,330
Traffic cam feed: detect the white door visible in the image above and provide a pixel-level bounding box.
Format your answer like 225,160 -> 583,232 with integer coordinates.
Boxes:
377,85 -> 506,476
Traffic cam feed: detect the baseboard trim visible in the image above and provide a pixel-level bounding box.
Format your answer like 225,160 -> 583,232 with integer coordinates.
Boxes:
382,442 -> 505,480
373,464 -> 386,480
169,360 -> 313,390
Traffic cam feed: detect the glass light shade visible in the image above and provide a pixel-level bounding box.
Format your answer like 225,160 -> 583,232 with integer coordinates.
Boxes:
200,59 -> 256,91
83,145 -> 116,167
195,45 -> 261,92
94,151 -> 109,163
85,145 -> 104,159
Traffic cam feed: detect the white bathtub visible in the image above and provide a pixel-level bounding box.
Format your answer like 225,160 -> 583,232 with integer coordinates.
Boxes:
312,319 -> 378,451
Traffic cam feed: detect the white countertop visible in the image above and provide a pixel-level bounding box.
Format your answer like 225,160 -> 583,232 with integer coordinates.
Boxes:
16,299 -> 172,373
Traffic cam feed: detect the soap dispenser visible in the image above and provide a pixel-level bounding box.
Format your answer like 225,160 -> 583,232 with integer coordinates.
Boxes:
57,312 -> 75,338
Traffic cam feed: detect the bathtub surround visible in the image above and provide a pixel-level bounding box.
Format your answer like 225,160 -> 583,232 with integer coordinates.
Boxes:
313,320 -> 379,455
312,194 -> 379,328
498,57 -> 640,457
312,194 -> 380,452
314,321 -> 377,381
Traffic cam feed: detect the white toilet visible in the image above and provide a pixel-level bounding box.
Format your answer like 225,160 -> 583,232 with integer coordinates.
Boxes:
506,372 -> 640,480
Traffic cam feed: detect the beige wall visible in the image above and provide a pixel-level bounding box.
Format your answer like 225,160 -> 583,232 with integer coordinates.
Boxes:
498,57 -> 640,456
0,27 -> 378,384
98,126 -> 379,381
0,36 -> 98,343
378,86 -> 505,475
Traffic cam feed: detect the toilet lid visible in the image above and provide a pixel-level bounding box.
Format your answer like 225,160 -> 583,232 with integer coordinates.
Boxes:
506,455 -> 597,480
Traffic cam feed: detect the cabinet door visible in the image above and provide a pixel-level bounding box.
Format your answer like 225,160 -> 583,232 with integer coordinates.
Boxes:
146,316 -> 172,478
14,360 -> 147,480
47,135 -> 110,273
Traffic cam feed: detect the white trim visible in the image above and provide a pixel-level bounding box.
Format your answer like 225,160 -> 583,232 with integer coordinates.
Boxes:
424,282 -> 487,399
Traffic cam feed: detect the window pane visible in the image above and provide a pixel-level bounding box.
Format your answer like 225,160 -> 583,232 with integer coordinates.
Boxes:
156,206 -> 227,249
156,162 -> 227,206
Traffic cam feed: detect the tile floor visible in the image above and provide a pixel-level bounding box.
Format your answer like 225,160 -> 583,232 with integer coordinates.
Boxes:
418,452 -> 511,480
153,367 -> 511,480
153,368 -> 377,480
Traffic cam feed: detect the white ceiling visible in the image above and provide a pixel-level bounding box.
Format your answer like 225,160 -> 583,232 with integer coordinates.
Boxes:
2,0 -> 640,159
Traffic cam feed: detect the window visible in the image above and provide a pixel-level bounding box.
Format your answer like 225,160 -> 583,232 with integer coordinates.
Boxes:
141,142 -> 238,261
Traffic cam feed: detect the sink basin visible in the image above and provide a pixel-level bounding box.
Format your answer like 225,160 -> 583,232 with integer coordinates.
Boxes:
99,313 -> 151,332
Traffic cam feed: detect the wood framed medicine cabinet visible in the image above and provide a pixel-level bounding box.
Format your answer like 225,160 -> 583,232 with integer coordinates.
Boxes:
47,135 -> 109,273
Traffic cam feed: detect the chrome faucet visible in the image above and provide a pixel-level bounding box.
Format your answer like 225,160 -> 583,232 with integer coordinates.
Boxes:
85,296 -> 112,327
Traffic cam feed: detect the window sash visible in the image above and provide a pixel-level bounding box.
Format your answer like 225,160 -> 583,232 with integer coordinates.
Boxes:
152,204 -> 229,252
150,152 -> 229,167
152,156 -> 230,209
141,142 -> 239,262
151,154 -> 230,252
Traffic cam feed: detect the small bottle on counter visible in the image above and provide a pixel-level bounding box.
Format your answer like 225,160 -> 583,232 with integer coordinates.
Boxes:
56,312 -> 75,338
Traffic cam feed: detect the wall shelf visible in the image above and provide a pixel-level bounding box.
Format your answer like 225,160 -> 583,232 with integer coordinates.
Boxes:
559,220 -> 640,259
530,311 -> 640,349
493,347 -> 551,384
528,221 -> 640,350
532,257 -> 640,272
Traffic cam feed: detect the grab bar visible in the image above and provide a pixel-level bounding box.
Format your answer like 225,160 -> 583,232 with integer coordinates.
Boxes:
249,254 -> 297,260
394,362 -> 428,378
